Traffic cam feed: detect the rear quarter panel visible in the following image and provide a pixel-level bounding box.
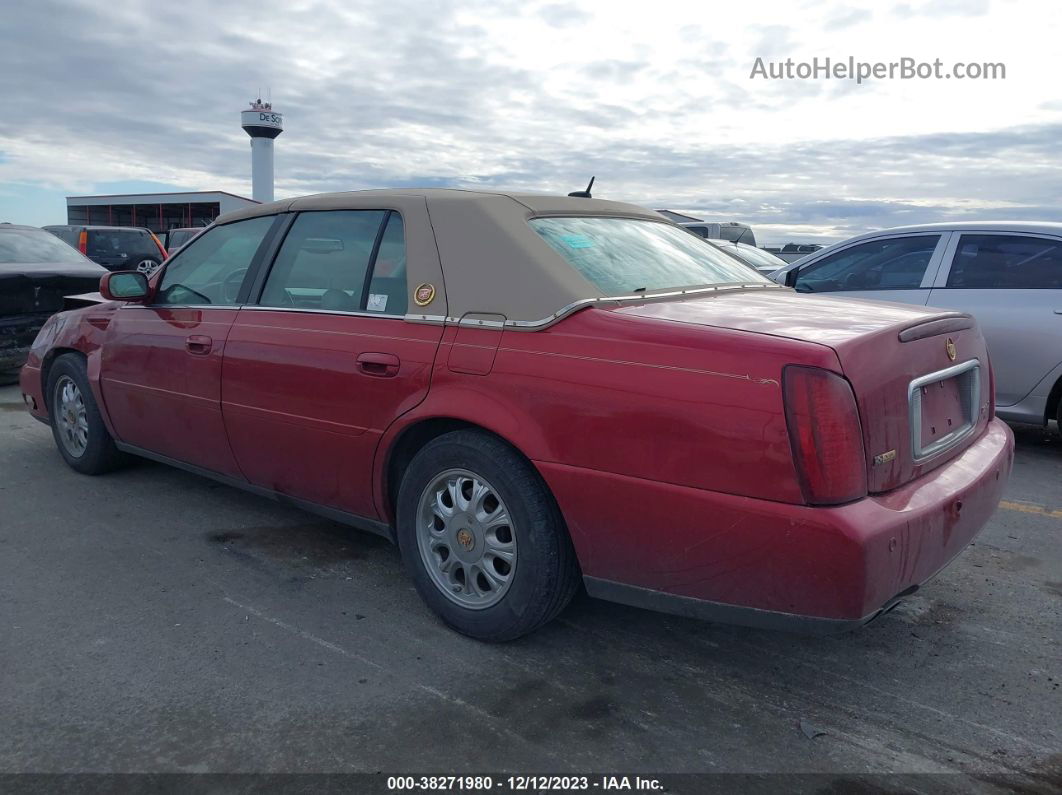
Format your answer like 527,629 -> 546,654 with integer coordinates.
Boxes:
389,305 -> 842,506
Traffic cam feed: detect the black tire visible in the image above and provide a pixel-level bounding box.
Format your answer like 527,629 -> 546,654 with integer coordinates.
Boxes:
46,354 -> 127,475
396,430 -> 580,641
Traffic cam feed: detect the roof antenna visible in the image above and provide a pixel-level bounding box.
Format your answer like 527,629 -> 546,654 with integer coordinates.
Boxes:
568,176 -> 595,198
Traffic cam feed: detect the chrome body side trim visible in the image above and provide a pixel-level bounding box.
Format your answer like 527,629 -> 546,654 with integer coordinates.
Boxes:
405,282 -> 785,331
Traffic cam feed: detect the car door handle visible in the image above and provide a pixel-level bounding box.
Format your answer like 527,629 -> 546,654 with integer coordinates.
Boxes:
185,335 -> 213,355
356,352 -> 400,377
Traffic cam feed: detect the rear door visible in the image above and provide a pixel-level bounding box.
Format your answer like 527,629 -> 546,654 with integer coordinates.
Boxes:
927,231 -> 1062,408
100,214 -> 280,475
221,205 -> 444,519
792,233 -> 949,305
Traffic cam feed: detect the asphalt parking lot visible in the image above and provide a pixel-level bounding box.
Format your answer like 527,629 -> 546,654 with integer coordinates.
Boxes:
0,382 -> 1058,791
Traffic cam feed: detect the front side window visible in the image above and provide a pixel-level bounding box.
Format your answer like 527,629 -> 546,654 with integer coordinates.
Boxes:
530,217 -> 768,295
795,235 -> 940,292
156,215 -> 275,306
259,210 -> 405,314
946,234 -> 1062,289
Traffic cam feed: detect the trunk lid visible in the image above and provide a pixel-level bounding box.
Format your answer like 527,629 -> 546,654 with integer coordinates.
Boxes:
0,265 -> 106,316
613,288 -> 992,493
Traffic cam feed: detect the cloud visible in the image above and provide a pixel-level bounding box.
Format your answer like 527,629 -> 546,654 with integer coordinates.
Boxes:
824,8 -> 873,30
537,2 -> 592,27
893,0 -> 992,17
0,0 -> 1059,244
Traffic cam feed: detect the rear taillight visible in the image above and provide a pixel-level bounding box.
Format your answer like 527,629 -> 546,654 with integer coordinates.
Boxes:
77,230 -> 87,255
783,365 -> 868,506
150,232 -> 168,260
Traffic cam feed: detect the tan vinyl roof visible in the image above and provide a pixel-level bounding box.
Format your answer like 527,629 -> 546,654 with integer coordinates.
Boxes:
216,188 -> 672,325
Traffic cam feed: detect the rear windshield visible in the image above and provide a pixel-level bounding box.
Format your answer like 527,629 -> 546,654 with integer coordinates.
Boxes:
0,227 -> 90,264
530,217 -> 769,295
87,229 -> 151,258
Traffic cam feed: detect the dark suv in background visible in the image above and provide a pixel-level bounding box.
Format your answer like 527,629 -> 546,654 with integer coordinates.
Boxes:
43,225 -> 167,275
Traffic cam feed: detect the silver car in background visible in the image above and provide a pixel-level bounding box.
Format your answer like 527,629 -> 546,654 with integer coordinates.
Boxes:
771,222 -> 1062,427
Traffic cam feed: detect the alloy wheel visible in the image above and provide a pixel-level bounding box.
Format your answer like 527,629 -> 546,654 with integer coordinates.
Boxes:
416,468 -> 517,609
54,375 -> 89,458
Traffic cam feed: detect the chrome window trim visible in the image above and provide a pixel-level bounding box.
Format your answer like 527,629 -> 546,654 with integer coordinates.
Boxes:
404,282 -> 784,331
120,303 -> 230,311
127,282 -> 783,328
908,359 -> 981,463
120,303 -> 406,320
239,305 -> 406,320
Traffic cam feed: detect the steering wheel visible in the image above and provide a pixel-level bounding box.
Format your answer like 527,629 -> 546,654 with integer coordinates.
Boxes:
222,268 -> 249,304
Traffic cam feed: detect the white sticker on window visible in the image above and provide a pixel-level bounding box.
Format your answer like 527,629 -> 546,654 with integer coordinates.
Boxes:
367,293 -> 388,312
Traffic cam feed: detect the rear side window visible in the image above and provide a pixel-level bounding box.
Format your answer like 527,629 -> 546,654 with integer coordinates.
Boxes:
259,210 -> 405,315
795,235 -> 940,292
365,213 -> 407,315
157,215 -> 275,306
946,234 -> 1062,289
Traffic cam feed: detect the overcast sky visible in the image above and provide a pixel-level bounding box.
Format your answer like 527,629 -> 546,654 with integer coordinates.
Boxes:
1,0 -> 1059,244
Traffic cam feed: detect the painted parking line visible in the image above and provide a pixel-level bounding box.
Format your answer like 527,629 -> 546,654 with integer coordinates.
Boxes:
999,500 -> 1062,520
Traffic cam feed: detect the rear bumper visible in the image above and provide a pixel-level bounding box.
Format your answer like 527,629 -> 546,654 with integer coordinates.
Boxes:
539,419 -> 1014,631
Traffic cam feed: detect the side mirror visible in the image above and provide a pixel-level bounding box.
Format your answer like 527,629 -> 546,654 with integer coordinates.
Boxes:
784,268 -> 799,288
100,271 -> 150,302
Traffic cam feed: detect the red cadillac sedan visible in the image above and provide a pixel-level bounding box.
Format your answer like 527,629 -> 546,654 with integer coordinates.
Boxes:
19,190 -> 1014,640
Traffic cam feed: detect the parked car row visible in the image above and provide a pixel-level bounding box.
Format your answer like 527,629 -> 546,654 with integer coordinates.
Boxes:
17,189 -> 1013,641
0,223 -> 107,374
43,225 -> 169,275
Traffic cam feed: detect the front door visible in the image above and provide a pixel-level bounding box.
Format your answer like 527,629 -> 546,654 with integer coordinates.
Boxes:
99,214 -> 279,476
221,208 -> 444,518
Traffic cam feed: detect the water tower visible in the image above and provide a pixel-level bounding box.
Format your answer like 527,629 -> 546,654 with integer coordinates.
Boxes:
240,98 -> 283,203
